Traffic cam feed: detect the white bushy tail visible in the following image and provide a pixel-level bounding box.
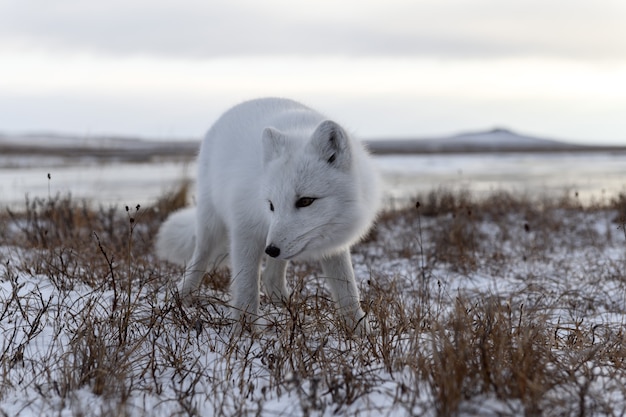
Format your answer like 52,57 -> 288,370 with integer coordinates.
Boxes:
155,207 -> 197,266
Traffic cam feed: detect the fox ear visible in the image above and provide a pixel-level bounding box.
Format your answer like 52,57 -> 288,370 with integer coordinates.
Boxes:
310,120 -> 351,170
262,127 -> 287,165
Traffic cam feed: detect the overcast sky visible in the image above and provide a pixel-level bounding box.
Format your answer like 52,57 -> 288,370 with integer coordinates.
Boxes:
1,0 -> 625,144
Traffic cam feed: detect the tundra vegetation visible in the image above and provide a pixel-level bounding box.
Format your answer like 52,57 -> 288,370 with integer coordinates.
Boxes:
1,184 -> 625,416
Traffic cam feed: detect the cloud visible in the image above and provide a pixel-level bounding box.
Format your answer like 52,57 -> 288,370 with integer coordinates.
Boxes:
1,0 -> 625,143
1,0 -> 624,60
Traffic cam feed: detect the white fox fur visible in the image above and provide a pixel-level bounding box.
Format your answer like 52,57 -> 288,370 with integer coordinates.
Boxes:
155,98 -> 381,332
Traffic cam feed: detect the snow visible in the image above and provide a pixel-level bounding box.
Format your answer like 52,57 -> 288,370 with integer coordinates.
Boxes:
2,205 -> 625,416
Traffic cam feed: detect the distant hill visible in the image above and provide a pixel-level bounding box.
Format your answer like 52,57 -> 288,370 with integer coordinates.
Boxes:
0,133 -> 199,162
365,128 -> 593,154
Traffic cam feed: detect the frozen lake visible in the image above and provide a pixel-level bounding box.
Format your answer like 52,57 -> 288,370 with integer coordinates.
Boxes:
1,151 -> 625,210
379,151 -> 626,206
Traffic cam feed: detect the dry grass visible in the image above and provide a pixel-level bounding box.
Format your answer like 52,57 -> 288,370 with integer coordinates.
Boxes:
1,187 -> 625,416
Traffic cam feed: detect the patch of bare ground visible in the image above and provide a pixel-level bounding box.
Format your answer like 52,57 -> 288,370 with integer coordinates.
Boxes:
1,187 -> 625,416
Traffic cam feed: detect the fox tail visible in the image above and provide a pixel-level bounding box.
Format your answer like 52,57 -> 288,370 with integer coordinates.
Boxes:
155,207 -> 197,266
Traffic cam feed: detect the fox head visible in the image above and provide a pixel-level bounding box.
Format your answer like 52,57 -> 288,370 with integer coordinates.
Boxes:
261,120 -> 373,260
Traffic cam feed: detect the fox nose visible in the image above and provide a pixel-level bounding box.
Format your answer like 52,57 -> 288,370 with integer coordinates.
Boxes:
265,244 -> 280,258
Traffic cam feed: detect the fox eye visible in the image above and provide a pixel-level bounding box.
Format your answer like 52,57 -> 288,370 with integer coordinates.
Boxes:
269,201 -> 274,212
295,197 -> 316,208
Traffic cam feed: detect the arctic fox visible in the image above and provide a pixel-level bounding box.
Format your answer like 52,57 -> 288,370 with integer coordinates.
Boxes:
155,98 -> 381,332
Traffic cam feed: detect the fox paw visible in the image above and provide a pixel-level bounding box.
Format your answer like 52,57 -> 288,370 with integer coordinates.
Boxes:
229,310 -> 273,337
340,309 -> 372,337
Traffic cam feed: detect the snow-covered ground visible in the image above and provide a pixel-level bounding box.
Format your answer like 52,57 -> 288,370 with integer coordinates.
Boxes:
1,194 -> 625,416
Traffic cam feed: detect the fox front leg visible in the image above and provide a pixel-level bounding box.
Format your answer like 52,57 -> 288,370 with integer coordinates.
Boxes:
228,231 -> 265,331
261,258 -> 290,304
321,250 -> 369,334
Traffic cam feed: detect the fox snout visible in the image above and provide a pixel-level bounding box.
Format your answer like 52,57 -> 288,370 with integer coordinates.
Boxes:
265,244 -> 280,258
